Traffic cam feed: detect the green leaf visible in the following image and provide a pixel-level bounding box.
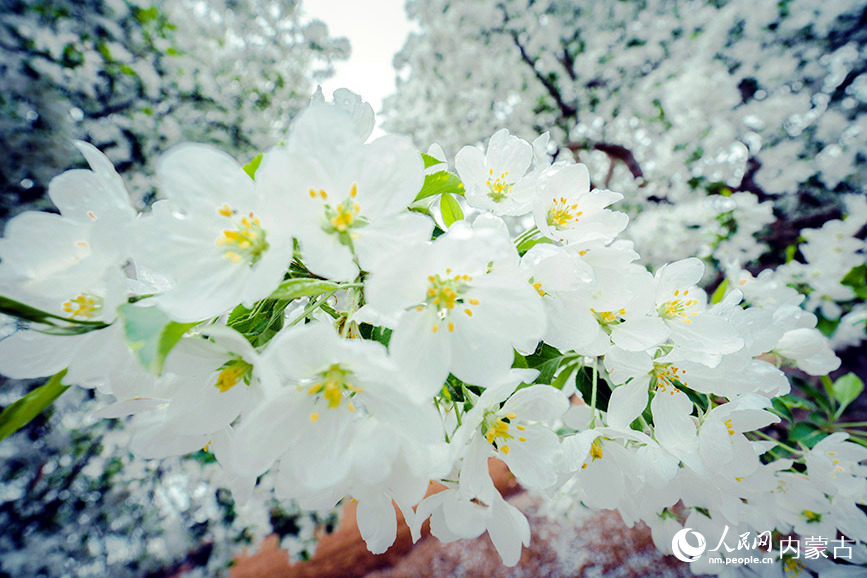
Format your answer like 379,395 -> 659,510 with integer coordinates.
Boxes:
440,193 -> 463,228
771,398 -> 793,423
574,366 -> 609,412
532,358 -> 558,385
117,304 -> 198,375
840,264 -> 867,300
833,373 -> 864,415
840,264 -> 866,288
268,278 -> 340,301
516,235 -> 553,255
370,326 -> 392,348
0,369 -> 69,442
815,315 -> 839,338
227,303 -> 253,327
710,279 -> 729,305
526,343 -> 562,365
243,153 -> 263,180
777,393 -> 816,411
788,422 -> 825,448
791,377 -> 832,416
552,363 -> 578,390
443,374 -> 465,402
0,295 -> 108,329
421,152 -> 445,169
512,351 -> 528,369
415,170 -> 464,202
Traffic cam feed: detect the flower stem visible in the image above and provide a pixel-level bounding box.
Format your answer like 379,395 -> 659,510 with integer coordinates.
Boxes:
513,226 -> 540,247
589,357 -> 598,427
287,290 -> 337,327
750,430 -> 802,455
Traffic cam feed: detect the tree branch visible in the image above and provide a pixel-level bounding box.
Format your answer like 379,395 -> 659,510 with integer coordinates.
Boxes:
565,141 -> 644,181
497,5 -> 577,120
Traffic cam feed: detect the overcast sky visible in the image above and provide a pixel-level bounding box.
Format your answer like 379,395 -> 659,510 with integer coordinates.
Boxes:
303,0 -> 414,130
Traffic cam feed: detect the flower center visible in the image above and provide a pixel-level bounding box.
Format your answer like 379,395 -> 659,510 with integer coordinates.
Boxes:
482,411 -> 526,455
216,204 -> 269,266
581,438 -> 604,469
653,363 -> 686,394
528,277 -> 546,296
657,289 -> 699,323
421,270 -> 480,333
590,308 -> 626,326
306,363 -> 363,421
315,184 -> 365,238
61,292 -> 103,319
215,358 -> 253,393
546,197 -> 582,230
486,169 -> 512,202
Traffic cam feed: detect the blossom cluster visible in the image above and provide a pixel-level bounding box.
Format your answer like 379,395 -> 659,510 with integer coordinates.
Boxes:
385,0 -> 867,315
0,91 -> 864,574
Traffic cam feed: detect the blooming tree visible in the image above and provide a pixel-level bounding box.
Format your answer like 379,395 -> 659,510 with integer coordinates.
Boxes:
384,1 -> 866,288
0,0 -> 349,218
0,90 -> 863,575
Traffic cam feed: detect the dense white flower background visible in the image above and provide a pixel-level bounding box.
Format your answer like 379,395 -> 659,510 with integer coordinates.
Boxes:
0,1 -> 865,577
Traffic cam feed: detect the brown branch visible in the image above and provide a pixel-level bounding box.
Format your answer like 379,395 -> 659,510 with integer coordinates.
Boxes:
565,141 -> 644,181
497,5 -> 577,120
733,156 -> 772,202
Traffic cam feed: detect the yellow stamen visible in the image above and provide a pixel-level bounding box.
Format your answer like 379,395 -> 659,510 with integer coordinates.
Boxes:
546,196 -> 583,230
61,293 -> 103,320
215,205 -> 269,265
215,359 -> 253,393
486,170 -> 513,201
589,438 -> 603,461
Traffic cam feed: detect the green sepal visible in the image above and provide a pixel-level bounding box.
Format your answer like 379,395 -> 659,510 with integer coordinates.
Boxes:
117,303 -> 198,375
0,369 -> 69,442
